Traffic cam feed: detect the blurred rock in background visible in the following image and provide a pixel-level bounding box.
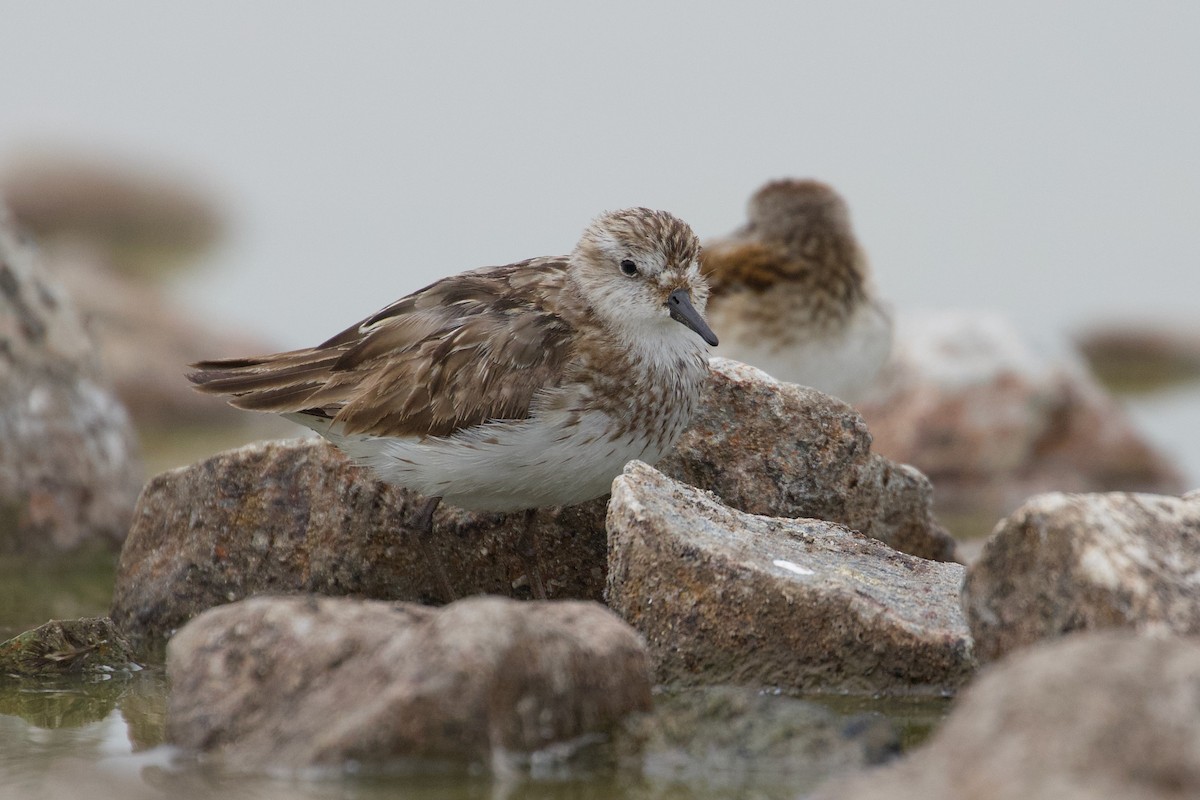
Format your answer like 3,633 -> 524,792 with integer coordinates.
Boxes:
1074,321 -> 1200,395
858,311 -> 1185,540
2,149 -> 223,278
0,203 -> 142,553
1,150 -> 296,473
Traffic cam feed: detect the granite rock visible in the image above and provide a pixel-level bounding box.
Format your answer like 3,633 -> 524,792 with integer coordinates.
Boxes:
606,461 -> 975,694
813,631 -> 1200,800
165,595 -> 651,770
661,357 -> 958,562
963,490 -> 1200,663
110,438 -> 608,655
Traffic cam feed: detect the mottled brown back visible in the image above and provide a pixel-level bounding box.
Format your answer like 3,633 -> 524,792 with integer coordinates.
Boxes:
188,259 -> 577,438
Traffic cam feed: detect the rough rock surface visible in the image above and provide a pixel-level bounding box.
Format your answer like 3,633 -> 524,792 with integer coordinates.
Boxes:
857,312 -> 1184,534
606,461 -> 975,694
661,357 -> 958,562
812,631 -> 1200,800
963,490 -> 1200,663
613,686 -> 899,796
0,204 -> 142,553
110,438 -> 608,654
0,617 -> 138,677
166,595 -> 651,770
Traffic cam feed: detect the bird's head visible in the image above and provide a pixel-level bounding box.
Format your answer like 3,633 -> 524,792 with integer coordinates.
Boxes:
570,207 -> 717,347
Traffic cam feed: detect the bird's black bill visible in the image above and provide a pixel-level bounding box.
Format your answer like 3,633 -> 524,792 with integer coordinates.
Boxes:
667,288 -> 719,346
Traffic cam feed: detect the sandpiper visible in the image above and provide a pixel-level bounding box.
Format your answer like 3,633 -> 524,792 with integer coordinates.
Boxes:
189,208 -> 717,599
702,179 -> 891,403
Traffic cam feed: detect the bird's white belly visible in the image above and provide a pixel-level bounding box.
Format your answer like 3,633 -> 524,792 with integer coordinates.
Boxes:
294,409 -> 678,513
714,300 -> 892,402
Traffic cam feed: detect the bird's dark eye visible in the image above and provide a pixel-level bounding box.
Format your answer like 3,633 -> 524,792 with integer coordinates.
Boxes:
620,259 -> 639,277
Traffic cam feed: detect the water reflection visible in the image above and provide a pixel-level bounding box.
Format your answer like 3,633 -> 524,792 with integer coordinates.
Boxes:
0,668 -> 946,800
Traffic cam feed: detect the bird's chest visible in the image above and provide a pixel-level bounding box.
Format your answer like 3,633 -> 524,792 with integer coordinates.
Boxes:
572,339 -> 708,455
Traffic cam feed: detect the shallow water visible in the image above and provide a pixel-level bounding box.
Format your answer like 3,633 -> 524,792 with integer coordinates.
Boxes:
0,671 -> 950,800
0,554 -> 951,800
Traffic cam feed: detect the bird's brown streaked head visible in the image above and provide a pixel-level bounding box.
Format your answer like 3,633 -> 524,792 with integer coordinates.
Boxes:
571,207 -> 717,346
745,178 -> 853,245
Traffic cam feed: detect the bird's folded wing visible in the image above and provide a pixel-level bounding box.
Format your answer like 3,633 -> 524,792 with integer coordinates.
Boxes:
188,260 -> 576,438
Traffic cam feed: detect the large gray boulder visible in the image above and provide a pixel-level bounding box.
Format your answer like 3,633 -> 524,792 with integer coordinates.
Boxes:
964,489 -> 1200,663
607,461 -> 975,694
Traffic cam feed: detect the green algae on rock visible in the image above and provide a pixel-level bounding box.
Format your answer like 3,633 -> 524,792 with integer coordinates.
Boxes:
0,617 -> 138,678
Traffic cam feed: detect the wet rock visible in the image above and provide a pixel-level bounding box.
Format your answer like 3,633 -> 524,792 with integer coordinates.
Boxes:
165,594 -> 651,770
0,204 -> 143,553
857,312 -> 1185,536
0,617 -> 138,678
606,461 -> 975,694
963,490 -> 1200,663
613,686 -> 898,796
110,438 -> 608,655
812,631 -> 1200,800
661,357 -> 958,562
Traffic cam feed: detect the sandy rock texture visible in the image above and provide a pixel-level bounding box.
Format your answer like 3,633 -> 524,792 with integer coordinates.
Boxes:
110,438 -> 608,654
858,312 -> 1184,534
607,461 -> 975,694
661,357 -> 958,562
0,205 -> 142,553
165,595 -> 651,770
812,631 -> 1200,800
963,489 -> 1200,663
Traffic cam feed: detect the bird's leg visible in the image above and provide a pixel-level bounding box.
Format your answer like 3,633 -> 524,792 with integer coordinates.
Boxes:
515,507 -> 547,600
409,495 -> 455,603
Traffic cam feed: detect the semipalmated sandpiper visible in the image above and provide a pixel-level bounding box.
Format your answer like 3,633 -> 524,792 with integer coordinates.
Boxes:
702,179 -> 891,402
189,208 -> 717,599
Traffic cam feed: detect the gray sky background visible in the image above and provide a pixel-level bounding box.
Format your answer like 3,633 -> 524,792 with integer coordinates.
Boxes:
2,2 -> 1198,351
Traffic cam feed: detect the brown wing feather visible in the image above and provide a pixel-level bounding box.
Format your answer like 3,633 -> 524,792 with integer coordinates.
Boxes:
188,258 -> 577,438
701,239 -> 798,297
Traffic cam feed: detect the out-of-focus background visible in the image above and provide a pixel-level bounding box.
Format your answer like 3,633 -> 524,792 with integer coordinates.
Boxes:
3,2 -> 1199,480
3,3 -> 1198,343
